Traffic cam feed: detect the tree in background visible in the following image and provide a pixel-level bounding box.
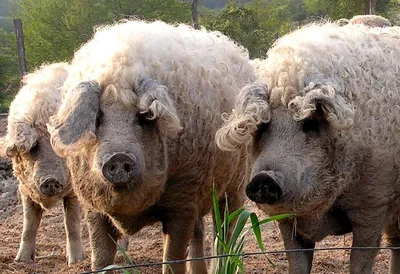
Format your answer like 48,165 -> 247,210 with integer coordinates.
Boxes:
14,0 -> 191,69
0,28 -> 18,112
201,0 -> 293,58
304,0 -> 392,20
1,0 -> 399,113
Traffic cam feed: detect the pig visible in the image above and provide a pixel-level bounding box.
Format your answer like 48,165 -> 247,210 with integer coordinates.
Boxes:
216,20 -> 400,274
47,20 -> 256,273
0,62 -> 85,265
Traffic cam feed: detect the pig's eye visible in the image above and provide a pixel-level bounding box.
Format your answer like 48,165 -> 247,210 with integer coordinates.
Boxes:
95,110 -> 104,128
253,122 -> 269,140
302,119 -> 319,133
137,112 -> 156,128
30,142 -> 39,154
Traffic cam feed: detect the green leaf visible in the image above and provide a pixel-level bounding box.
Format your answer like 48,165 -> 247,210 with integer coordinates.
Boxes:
250,212 -> 264,252
256,213 -> 294,226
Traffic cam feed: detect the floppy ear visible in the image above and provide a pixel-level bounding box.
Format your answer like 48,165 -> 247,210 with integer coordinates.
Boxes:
2,121 -> 38,157
288,82 -> 353,129
215,83 -> 271,151
47,81 -> 101,157
136,78 -> 182,138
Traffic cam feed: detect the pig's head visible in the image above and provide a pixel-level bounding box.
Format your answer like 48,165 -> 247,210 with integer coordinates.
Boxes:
216,82 -> 354,215
48,79 -> 182,215
0,128 -> 70,203
0,63 -> 71,207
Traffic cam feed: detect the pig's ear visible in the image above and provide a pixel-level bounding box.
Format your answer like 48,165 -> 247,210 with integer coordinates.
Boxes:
1,121 -> 38,157
47,81 -> 100,157
215,83 -> 271,151
136,78 -> 182,139
288,83 -> 353,129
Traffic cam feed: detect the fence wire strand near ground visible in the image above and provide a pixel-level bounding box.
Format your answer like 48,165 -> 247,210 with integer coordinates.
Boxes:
81,246 -> 400,274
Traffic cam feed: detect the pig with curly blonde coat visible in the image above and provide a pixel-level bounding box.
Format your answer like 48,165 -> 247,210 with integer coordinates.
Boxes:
48,20 -> 256,273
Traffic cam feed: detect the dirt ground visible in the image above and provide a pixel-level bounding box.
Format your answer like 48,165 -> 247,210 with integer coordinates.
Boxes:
0,116 -> 391,274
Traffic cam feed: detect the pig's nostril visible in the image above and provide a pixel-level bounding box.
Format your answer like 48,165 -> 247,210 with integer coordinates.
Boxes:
124,163 -> 131,173
266,182 -> 280,196
109,164 -> 116,172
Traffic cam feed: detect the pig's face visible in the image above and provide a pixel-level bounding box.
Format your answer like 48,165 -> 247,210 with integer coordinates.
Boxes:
48,80 -> 182,215
246,106 -> 332,206
216,82 -> 353,214
1,128 -> 71,204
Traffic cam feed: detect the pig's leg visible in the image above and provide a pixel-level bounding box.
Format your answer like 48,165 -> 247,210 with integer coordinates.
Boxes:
162,216 -> 195,274
279,220 -> 315,274
86,210 -> 119,270
350,210 -> 386,274
187,217 -> 207,274
15,191 -> 43,263
63,195 -> 85,264
385,219 -> 400,274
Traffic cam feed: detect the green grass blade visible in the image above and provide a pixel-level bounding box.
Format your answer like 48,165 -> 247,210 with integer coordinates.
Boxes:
166,264 -> 176,274
231,238 -> 245,273
267,256 -> 276,268
227,208 -> 245,223
256,213 -> 293,226
107,234 -> 139,274
215,234 -> 243,270
223,193 -> 230,243
228,210 -> 252,249
212,184 -> 223,238
250,212 -> 264,252
215,234 -> 231,253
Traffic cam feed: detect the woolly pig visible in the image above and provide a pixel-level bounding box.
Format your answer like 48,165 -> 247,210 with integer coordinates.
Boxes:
337,14 -> 392,27
348,14 -> 392,27
0,63 -> 85,265
216,21 -> 400,273
47,20 -> 255,273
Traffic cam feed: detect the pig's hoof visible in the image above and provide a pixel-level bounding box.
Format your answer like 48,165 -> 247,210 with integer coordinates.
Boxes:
67,249 -> 85,265
14,252 -> 35,263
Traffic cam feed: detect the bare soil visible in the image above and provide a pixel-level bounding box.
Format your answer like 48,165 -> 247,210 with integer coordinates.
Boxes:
0,116 -> 391,274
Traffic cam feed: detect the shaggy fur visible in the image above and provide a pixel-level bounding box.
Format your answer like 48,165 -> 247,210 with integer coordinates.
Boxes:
0,62 -> 85,265
48,19 -> 256,273
216,21 -> 400,273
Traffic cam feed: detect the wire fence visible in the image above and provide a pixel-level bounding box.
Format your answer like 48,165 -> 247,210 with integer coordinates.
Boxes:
81,246 -> 400,274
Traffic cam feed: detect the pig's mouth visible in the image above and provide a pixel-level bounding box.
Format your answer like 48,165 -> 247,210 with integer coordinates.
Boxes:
110,180 -> 139,192
111,182 -> 130,191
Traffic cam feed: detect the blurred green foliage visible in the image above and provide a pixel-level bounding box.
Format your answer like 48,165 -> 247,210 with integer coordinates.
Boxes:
0,0 -> 398,112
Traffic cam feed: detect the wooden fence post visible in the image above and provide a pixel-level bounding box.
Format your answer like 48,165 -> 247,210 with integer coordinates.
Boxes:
13,18 -> 27,79
369,0 -> 377,15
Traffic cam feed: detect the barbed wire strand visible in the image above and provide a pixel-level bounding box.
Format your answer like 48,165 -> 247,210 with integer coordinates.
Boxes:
81,246 -> 400,274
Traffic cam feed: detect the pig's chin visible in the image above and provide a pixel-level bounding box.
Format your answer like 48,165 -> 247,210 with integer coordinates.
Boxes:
95,177 -> 166,216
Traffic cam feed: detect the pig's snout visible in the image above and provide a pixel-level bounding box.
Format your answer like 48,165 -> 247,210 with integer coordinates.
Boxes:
39,178 -> 63,196
246,171 -> 283,204
102,153 -> 138,188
